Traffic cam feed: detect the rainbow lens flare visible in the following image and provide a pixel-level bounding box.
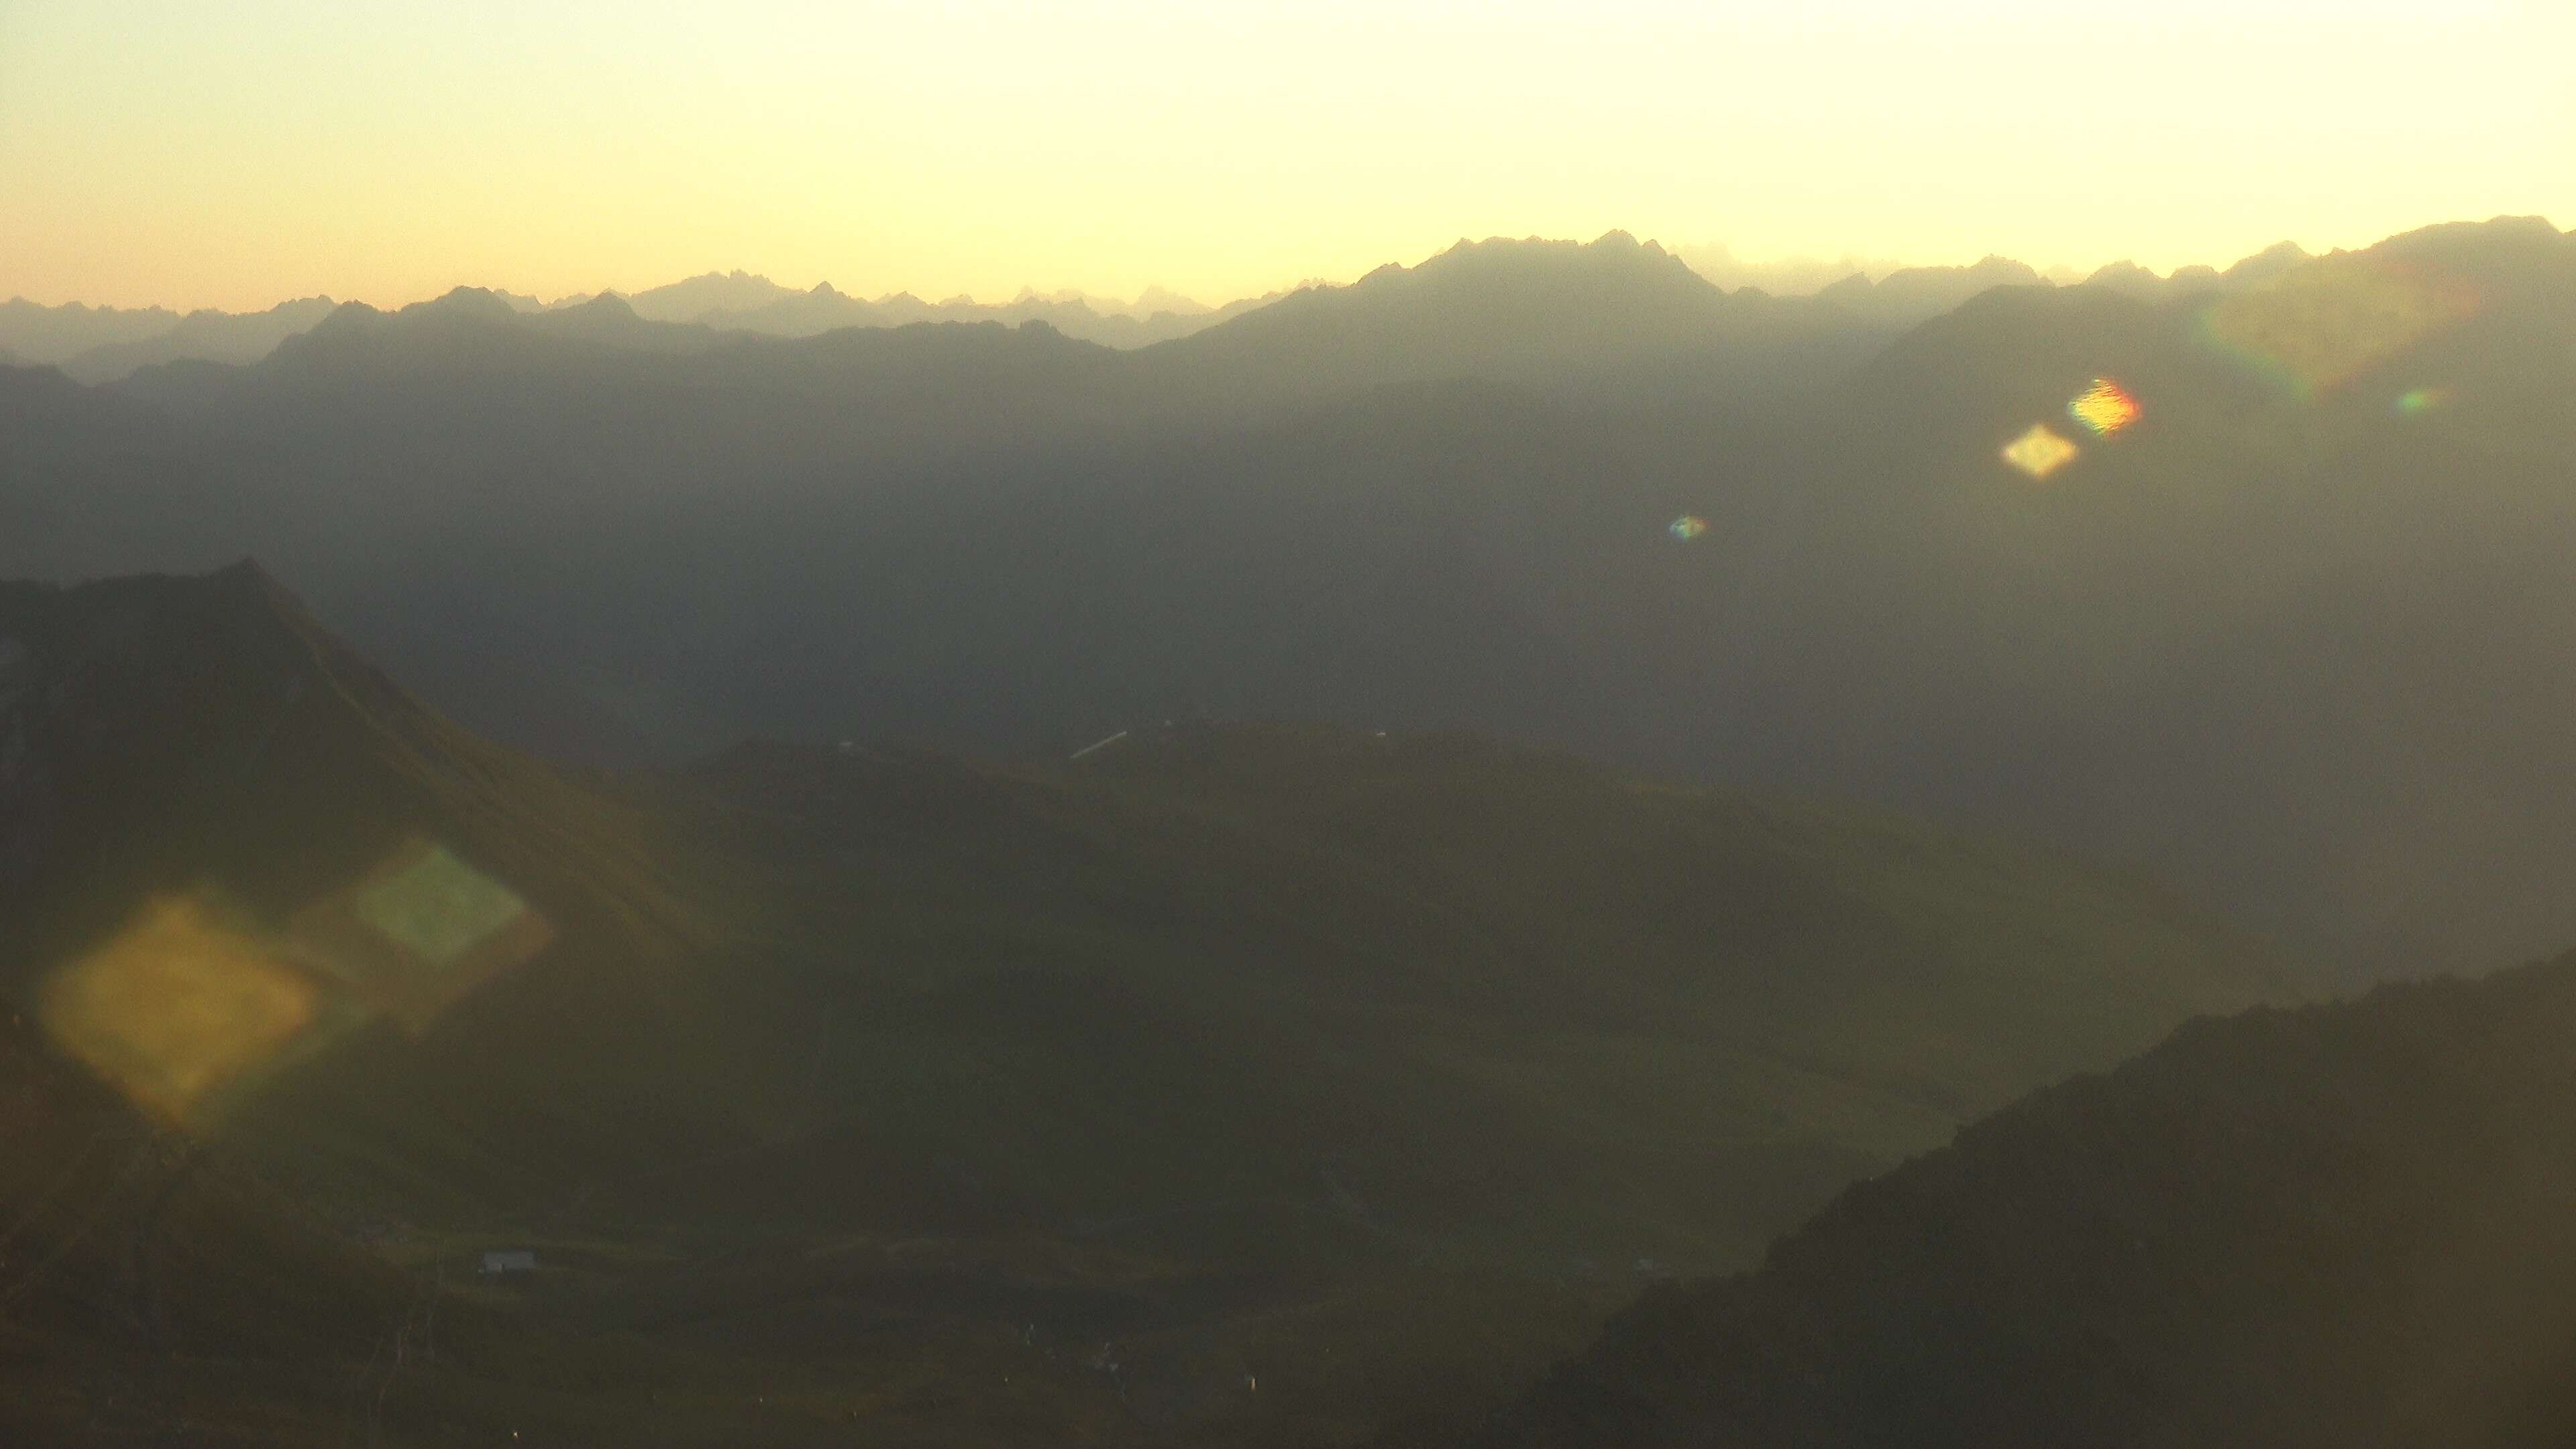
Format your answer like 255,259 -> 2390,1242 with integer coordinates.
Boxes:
2395,386 -> 2453,417
2067,378 -> 2141,436
2198,256 -> 2481,398
2001,425 -> 2080,480
1668,515 -> 1708,541
39,894 -> 322,1126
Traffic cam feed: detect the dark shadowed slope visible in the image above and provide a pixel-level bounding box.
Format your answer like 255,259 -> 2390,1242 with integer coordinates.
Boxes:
1,564 -> 2314,1446
0,561 -> 735,1212
1480,946 -> 2576,1449
0,563 -> 2312,1258
0,1007 -> 428,1445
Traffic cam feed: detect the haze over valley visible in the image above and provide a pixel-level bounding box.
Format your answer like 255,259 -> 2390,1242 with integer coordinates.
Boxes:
5,1 -> 2573,1444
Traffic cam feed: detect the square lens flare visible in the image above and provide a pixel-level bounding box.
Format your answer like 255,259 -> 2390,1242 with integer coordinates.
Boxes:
284,839 -> 553,1033
2001,425 -> 2080,480
38,895 -> 321,1126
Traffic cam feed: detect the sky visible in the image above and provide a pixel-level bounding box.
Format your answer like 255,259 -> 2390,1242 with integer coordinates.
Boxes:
1,0 -> 2569,312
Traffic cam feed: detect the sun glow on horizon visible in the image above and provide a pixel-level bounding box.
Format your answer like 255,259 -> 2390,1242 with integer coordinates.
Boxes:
1,1 -> 2567,312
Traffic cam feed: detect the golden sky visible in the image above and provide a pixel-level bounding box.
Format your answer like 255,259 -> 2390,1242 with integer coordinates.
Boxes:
3,0 -> 2567,312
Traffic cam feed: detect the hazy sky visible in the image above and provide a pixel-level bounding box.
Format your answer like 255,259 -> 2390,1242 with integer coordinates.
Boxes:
3,0 -> 2568,311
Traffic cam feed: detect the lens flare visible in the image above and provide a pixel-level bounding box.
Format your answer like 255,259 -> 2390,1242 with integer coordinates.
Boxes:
38,894 -> 322,1126
1668,515 -> 1708,541
2395,386 -> 2453,416
2000,425 -> 2080,480
286,839 -> 553,1034
2066,378 -> 2141,436
2198,256 -> 2481,398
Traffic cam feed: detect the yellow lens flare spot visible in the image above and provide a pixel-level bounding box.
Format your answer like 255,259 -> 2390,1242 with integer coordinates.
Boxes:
2066,378 -> 2141,437
1668,515 -> 1708,541
2198,256 -> 2481,398
2001,424 -> 2080,480
285,839 -> 553,1034
38,895 -> 320,1126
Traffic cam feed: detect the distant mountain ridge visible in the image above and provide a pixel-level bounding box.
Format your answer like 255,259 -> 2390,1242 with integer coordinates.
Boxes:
10,215 -> 2571,983
6,230 -> 2330,382
1778,238 -> 2323,325
50,297 -> 338,384
0,272 -> 1265,379
0,297 -> 181,365
1668,242 -> 1904,297
1133,229 -> 1894,409
688,276 -> 1281,347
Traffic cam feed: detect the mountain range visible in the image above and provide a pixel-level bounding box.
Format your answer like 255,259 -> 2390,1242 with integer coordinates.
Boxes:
9,209 -> 2576,1444
0,275 -> 1272,382
7,217 -> 2569,981
3,233 -> 2328,382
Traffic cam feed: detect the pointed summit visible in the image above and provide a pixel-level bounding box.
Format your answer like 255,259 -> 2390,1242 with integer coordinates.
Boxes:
411,286 -> 519,323
2221,241 -> 2311,284
1130,284 -> 1209,318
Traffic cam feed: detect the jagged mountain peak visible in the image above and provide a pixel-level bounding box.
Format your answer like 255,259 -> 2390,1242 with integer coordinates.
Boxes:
407,286 -> 520,323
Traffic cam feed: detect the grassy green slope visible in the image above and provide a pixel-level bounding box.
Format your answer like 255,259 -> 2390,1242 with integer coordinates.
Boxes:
0,566 -> 2318,1445
629,720 -> 2312,1279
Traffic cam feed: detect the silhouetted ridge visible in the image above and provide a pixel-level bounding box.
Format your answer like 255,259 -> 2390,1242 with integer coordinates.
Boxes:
411,285 -> 519,323
306,298 -> 384,335
1483,947 -> 2576,1448
568,291 -> 637,319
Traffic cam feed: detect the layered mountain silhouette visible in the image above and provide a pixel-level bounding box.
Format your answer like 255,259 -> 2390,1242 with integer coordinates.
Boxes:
12,210 -> 2575,1444
2076,239 -> 2316,305
1670,237 -> 2320,318
689,276 -> 1277,348
0,562 -> 2308,1444
50,297 -> 339,385
7,218 -> 2570,985
1481,945 -> 2576,1448
0,232 -> 2312,384
1812,254 -> 2051,325
0,272 -> 1248,382
0,297 -> 182,366
19,229 -> 2284,386
1668,242 -> 1902,297
1136,231 -> 1891,408
618,268 -> 804,321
